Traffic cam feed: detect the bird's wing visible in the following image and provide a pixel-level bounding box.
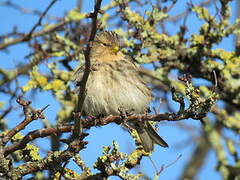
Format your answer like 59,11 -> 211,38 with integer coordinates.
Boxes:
124,54 -> 139,68
72,62 -> 101,85
72,65 -> 85,85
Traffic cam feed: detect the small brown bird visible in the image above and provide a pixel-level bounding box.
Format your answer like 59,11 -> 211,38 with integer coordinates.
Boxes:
74,31 -> 168,152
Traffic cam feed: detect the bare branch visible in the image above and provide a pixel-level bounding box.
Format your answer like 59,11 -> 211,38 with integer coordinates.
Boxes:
4,126 -> 73,156
166,0 -> 213,23
25,0 -> 58,41
73,0 -> 103,137
0,0 -> 59,21
2,97 -> 49,145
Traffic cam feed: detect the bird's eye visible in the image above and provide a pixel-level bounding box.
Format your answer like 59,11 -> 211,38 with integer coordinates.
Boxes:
102,42 -> 108,46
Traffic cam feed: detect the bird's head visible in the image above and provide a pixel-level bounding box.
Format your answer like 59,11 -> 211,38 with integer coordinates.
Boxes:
90,31 -> 125,62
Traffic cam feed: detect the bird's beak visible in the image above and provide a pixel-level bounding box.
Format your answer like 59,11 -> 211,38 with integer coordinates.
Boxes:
112,45 -> 120,54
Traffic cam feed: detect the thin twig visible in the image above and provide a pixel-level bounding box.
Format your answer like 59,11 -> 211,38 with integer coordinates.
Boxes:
158,154 -> 182,175
2,97 -> 49,145
165,154 -> 182,169
59,160 -> 70,180
25,0 -> 58,40
149,157 -> 159,174
0,0 -> 59,21
40,104 -> 50,113
166,0 -> 213,23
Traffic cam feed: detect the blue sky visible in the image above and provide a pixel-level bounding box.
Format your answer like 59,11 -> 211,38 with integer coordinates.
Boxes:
0,0 -> 237,179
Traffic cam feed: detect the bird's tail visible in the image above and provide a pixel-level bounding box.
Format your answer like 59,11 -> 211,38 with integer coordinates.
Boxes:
135,122 -> 168,152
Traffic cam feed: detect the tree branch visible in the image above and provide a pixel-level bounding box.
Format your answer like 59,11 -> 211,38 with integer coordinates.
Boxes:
2,97 -> 48,145
4,108 -> 208,157
25,0 -> 58,41
4,125 -> 73,156
0,21 -> 65,50
9,134 -> 87,179
73,0 -> 103,137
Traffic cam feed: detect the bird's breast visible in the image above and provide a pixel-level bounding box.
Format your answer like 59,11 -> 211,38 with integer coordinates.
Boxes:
83,60 -> 151,116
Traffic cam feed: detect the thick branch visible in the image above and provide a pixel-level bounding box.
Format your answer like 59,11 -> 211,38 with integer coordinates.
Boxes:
9,135 -> 87,179
4,110 -> 204,157
4,126 -> 73,156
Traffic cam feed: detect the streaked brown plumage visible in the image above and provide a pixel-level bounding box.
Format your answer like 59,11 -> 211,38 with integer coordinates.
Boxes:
74,31 -> 168,152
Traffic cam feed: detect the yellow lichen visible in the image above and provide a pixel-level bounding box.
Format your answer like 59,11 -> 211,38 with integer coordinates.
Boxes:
44,79 -> 64,91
